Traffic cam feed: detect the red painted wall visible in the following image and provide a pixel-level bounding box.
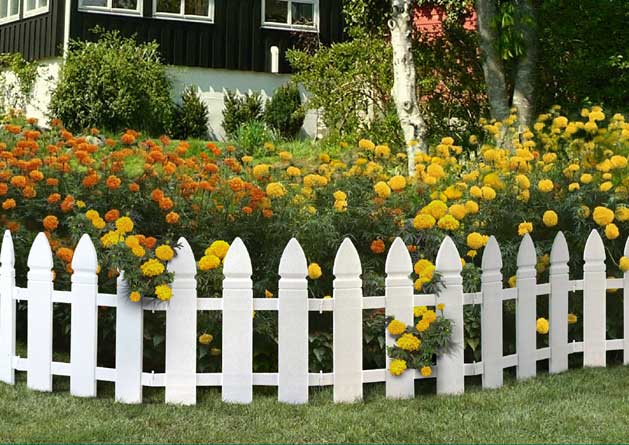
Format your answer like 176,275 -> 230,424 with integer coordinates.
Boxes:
412,5 -> 477,35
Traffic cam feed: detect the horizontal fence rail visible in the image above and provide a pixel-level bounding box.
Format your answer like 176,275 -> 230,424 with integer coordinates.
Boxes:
0,229 -> 627,404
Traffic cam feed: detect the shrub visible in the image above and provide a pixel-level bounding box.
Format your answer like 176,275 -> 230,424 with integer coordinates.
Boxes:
171,85 -> 209,140
235,120 -> 276,155
221,90 -> 263,139
49,28 -> 174,135
0,53 -> 38,113
264,83 -> 305,139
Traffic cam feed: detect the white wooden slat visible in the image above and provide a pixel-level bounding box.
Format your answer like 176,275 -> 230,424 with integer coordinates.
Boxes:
384,237 -> 414,399
308,298 -> 334,312
414,293 -> 437,306
26,232 -> 54,392
142,372 -> 165,387
465,362 -> 484,376
52,290 -> 71,304
569,341 -> 584,353
13,287 -> 28,301
196,373 -> 222,386
222,237 -> 253,404
606,339 -> 623,351
435,236 -> 464,395
363,368 -> 386,383
70,234 -> 99,397
606,278 -> 623,288
165,238 -> 197,405
583,229 -> 606,367
463,292 -> 482,305
572,279 -> 584,291
502,354 -> 518,368
549,232 -> 570,373
278,238 -> 309,404
51,361 -> 70,376
0,230 -> 16,384
308,372 -> 334,386
13,356 -> 27,371
95,366 -> 116,382
363,296 -> 385,309
481,236 -> 503,389
623,236 -> 628,365
536,283 -> 551,295
516,233 -> 537,379
196,298 -> 223,311
115,274 -> 144,403
97,293 -> 117,307
502,287 -> 518,300
253,298 -> 278,311
332,238 -> 363,403
253,373 -> 278,386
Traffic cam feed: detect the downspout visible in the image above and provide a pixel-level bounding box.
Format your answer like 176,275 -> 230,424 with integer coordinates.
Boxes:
63,0 -> 71,55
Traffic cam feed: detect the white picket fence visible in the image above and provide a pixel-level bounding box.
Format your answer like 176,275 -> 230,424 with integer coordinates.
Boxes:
0,229 -> 627,405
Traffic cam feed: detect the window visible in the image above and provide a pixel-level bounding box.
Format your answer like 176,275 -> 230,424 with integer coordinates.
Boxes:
0,0 -> 20,24
263,0 -> 318,30
154,0 -> 214,21
23,0 -> 47,16
79,0 -> 141,15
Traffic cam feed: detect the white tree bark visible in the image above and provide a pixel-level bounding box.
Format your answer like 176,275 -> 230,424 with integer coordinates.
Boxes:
389,0 -> 428,176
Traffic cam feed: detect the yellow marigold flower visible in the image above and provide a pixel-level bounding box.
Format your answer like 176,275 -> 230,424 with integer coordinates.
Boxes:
358,139 -> 375,151
427,163 -> 445,179
518,221 -> 533,236
610,155 -> 627,169
552,116 -> 568,128
100,230 -> 123,248
199,254 -> 220,271
416,319 -> 430,332
580,205 -> 591,218
199,333 -> 213,345
129,291 -> 141,303
537,179 -> 554,193
286,166 -> 301,177
375,145 -> 390,158
333,200 -> 348,212
252,164 -> 270,179
115,216 -> 134,234
396,333 -> 421,351
437,303 -> 445,311
265,289 -> 274,298
92,217 -> 106,230
85,210 -> 99,221
542,210 -> 558,227
468,135 -> 478,144
206,240 -> 230,259
420,366 -> 432,377
389,359 -> 407,376
568,182 -> 580,192
604,223 -> 619,240
279,151 -> 292,161
374,181 -> 391,198
465,200 -> 479,214
155,284 -> 172,301
584,121 -> 598,133
480,186 -> 496,200
333,190 -> 347,201
466,232 -> 485,250
131,246 -> 145,257
308,263 -> 322,279
580,173 -> 593,184
422,200 -> 448,219
619,256 -> 629,272
422,310 -> 437,323
155,245 -> 174,261
592,206 -> 614,226
467,249 -> 477,258
568,313 -> 578,324
266,182 -> 287,198
448,204 -> 467,220
388,175 -> 406,191
413,306 -> 427,317
617,207 -> 629,222
515,174 -> 531,189
241,155 -> 253,164
387,319 -> 406,336
125,235 -> 140,248
414,259 -> 434,278
437,214 -> 460,231
141,259 -> 165,277
508,275 -> 517,287
599,181 -> 613,192
536,317 -> 549,335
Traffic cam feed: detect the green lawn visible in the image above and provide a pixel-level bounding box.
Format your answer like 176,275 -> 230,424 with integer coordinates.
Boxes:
0,366 -> 628,443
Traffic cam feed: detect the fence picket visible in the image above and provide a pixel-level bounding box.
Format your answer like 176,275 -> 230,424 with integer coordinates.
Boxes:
333,238 -> 363,403
481,236 -> 503,388
384,237 -> 414,399
436,236 -> 464,395
624,236 -> 629,366
70,234 -> 99,397
222,237 -> 253,403
278,238 -> 309,404
583,229 -> 606,367
549,232 -> 570,373
165,238 -> 197,405
115,273 -> 144,403
0,230 -> 16,384
26,232 -> 54,392
516,233 -> 537,379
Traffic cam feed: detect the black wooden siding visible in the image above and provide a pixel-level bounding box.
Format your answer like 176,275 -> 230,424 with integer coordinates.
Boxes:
0,0 -> 64,59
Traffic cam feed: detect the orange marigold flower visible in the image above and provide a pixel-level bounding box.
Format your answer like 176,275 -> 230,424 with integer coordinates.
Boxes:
29,170 -> 44,181
60,195 -> 75,213
82,173 -> 100,188
151,189 -> 164,202
46,178 -> 59,187
159,197 -> 174,210
43,215 -> 59,231
128,182 -> 140,192
229,177 -> 245,192
56,247 -> 74,263
2,198 -> 16,210
165,211 -> 180,224
370,239 -> 385,254
120,133 -> 136,145
6,221 -> 19,232
262,208 -> 273,218
104,209 -> 120,222
0,183 -> 8,195
5,125 -> 21,134
10,176 -> 27,188
47,193 -> 61,204
106,175 -> 122,189
242,206 -> 253,215
22,186 -> 36,199
144,236 -> 157,249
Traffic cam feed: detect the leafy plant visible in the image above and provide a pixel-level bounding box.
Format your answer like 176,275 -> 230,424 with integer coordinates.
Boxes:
264,83 -> 305,139
235,120 -> 276,155
222,90 -> 263,139
0,53 -> 39,113
171,85 -> 209,140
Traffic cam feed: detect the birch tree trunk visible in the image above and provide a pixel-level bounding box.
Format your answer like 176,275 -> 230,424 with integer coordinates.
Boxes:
476,0 -> 510,122
512,0 -> 537,131
389,0 -> 428,176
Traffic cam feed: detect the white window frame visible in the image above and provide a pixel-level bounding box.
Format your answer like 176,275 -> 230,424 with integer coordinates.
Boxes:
153,0 -> 214,23
22,0 -> 49,18
262,0 -> 319,32
78,0 -> 142,17
0,0 -> 20,25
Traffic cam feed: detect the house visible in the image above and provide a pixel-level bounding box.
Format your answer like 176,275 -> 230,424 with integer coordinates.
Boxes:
0,0 -> 344,137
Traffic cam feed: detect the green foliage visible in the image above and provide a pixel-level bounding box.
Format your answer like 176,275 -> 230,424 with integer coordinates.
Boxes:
235,120 -> 276,155
342,0 -> 390,37
171,85 -> 209,140
49,28 -> 174,135
221,90 -> 264,139
492,1 -> 534,61
263,83 -> 305,139
0,53 -> 39,113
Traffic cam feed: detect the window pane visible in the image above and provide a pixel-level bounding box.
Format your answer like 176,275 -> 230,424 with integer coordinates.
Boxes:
0,0 -> 8,18
184,0 -> 208,16
112,0 -> 137,9
25,0 -> 36,10
81,0 -> 107,7
9,0 -> 18,14
157,0 -> 180,13
38,0 -> 47,7
265,0 -> 287,24
292,1 -> 313,26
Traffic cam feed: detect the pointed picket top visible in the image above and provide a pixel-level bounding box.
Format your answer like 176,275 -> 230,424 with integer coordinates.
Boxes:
167,237 -> 196,277
436,236 -> 462,274
1,230 -> 14,268
223,237 -> 252,278
279,238 -> 307,279
550,231 -> 569,265
517,233 -> 536,268
27,232 -> 53,270
71,234 -> 98,273
385,237 -> 412,276
481,236 -> 502,271
584,229 -> 605,263
624,235 -> 629,256
333,237 -> 362,278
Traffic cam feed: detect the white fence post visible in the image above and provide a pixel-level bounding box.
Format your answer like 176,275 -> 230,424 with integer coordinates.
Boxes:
222,237 -> 253,404
481,236 -> 503,389
583,229 -> 606,367
27,232 -> 54,392
0,230 -> 16,384
278,238 -> 309,404
624,236 -> 629,366
115,272 -> 144,403
516,233 -> 537,379
549,232 -> 570,373
166,238 -> 197,405
385,237 -> 414,399
436,236 -> 464,395
70,234 -> 99,397
333,238 -> 363,403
